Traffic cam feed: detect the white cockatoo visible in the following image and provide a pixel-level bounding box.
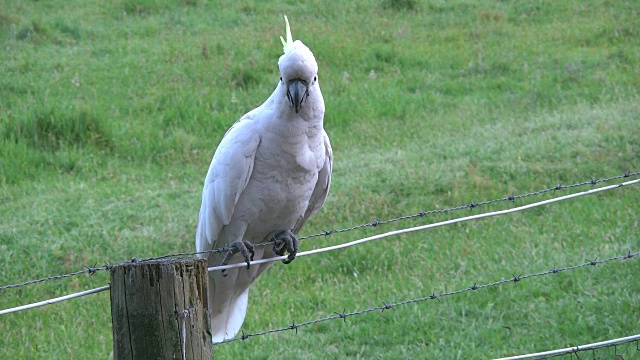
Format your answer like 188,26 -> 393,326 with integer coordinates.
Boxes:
195,16 -> 332,342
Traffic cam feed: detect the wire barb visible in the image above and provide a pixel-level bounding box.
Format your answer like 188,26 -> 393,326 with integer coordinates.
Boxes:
289,320 -> 299,334
511,273 -> 522,285
322,230 -> 334,236
334,309 -> 348,322
84,263 -> 99,278
381,302 -> 396,313
240,330 -> 249,344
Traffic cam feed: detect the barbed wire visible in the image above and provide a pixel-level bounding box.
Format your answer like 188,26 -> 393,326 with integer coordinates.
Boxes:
3,177 -> 637,316
495,333 -> 640,360
0,170 -> 637,292
0,264 -> 110,291
213,249 -> 640,345
209,177 -> 640,272
295,170 -> 639,241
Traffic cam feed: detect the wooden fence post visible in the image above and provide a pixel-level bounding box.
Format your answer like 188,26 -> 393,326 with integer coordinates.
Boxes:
110,257 -> 212,359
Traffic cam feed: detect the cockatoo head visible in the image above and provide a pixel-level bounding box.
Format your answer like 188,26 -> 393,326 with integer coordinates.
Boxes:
278,16 -> 319,114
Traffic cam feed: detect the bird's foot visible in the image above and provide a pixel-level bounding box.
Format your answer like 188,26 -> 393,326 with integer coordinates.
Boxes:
220,240 -> 255,277
272,230 -> 299,264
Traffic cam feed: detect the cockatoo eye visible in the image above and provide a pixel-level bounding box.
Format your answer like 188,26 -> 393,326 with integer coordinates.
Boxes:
280,76 -> 283,83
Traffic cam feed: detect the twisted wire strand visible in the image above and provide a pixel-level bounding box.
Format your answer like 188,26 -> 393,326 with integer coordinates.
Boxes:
494,333 -> 640,359
1,171 -> 637,291
208,177 -> 640,272
3,177 -> 637,316
214,250 -> 639,345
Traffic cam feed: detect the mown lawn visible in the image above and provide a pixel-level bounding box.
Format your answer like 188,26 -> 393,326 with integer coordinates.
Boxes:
1,0 -> 639,358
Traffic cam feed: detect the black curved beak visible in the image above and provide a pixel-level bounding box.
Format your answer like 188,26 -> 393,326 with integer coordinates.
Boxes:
286,78 -> 308,113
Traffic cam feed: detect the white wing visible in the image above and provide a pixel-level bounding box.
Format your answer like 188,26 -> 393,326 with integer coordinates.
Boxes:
196,116 -> 260,255
294,129 -> 333,233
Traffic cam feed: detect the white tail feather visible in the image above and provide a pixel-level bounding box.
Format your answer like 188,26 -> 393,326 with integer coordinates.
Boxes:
208,270 -> 250,342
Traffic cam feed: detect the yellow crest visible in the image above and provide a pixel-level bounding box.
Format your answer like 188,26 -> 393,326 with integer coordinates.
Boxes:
280,15 -> 294,54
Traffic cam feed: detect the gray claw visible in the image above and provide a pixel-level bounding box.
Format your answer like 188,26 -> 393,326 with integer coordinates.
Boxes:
220,240 -> 256,277
272,230 -> 299,264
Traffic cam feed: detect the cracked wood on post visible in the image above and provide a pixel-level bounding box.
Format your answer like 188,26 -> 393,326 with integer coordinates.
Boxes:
110,258 -> 213,359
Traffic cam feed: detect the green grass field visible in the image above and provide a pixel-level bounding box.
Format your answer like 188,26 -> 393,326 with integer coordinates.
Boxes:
1,0 -> 639,358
